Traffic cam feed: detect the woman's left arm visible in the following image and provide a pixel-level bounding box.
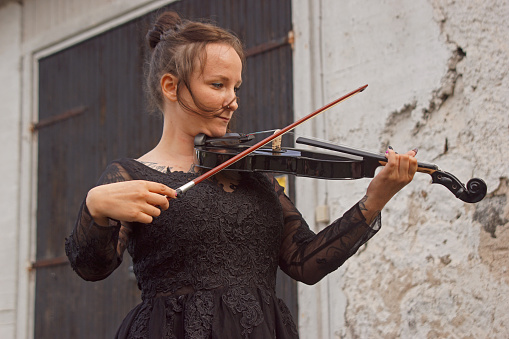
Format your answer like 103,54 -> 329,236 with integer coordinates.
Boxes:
276,148 -> 417,285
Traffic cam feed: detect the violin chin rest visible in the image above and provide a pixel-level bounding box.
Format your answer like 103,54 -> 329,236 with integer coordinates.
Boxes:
194,133 -> 208,146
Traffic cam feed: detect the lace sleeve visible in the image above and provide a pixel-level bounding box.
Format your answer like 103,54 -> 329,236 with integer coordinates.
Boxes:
272,176 -> 381,285
65,162 -> 133,281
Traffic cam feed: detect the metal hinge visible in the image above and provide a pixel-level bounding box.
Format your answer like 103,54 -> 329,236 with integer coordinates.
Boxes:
245,30 -> 294,57
31,106 -> 87,132
28,256 -> 69,271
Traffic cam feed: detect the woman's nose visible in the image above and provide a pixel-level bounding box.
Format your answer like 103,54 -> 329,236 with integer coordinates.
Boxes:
225,95 -> 239,111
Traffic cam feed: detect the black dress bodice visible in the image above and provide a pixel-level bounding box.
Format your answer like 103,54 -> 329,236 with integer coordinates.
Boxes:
65,159 -> 380,338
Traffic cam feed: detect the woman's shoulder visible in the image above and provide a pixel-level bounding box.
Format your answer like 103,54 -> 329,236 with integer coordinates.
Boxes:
95,158 -> 139,184
96,158 -> 168,184
107,158 -> 198,181
107,158 -> 169,179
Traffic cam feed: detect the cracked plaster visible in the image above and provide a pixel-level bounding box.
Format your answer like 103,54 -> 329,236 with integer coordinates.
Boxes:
299,0 -> 509,338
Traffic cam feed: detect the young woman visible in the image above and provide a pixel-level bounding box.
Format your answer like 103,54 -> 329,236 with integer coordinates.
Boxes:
65,11 -> 417,338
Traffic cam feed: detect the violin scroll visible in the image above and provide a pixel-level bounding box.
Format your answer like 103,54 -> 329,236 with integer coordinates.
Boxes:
430,170 -> 487,203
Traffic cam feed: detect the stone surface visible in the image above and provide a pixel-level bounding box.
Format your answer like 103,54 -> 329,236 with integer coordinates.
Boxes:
295,0 -> 509,338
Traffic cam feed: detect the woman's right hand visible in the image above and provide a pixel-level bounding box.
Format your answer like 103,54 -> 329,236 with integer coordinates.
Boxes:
85,180 -> 176,226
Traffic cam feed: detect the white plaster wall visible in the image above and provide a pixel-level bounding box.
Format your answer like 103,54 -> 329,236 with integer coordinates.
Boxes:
0,3 -> 23,339
293,0 -> 509,338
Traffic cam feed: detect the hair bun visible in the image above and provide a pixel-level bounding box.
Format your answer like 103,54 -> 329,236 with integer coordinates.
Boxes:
146,11 -> 182,49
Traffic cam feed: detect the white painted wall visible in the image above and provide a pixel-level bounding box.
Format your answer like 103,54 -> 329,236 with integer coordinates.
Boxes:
293,0 -> 509,338
0,2 -> 22,338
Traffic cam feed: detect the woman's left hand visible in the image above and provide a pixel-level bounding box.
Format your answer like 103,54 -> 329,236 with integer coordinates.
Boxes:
361,148 -> 418,217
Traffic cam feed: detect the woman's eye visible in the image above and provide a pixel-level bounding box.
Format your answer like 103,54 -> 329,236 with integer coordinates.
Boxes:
234,86 -> 240,93
212,83 -> 223,89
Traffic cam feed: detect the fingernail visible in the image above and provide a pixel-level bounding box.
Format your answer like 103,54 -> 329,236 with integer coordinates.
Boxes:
385,150 -> 389,154
412,148 -> 418,155
388,145 -> 393,150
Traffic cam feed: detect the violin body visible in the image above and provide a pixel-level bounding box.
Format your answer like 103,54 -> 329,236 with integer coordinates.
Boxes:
196,144 -> 376,180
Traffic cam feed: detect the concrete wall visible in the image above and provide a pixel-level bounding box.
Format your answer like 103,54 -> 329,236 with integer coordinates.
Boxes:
293,0 -> 509,338
0,3 -> 23,339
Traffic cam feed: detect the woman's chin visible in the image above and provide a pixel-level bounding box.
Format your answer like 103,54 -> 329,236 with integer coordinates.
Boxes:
203,128 -> 228,138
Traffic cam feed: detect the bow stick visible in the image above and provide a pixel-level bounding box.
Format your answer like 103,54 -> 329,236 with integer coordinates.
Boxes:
175,84 -> 369,195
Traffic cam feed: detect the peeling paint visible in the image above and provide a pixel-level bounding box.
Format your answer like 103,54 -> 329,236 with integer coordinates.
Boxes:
477,178 -> 509,286
474,194 -> 508,238
424,47 -> 466,117
297,0 -> 509,338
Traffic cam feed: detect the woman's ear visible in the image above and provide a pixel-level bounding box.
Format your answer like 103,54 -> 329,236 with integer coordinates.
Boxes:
161,73 -> 178,102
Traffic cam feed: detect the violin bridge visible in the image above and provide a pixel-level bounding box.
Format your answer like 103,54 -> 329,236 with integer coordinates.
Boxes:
272,129 -> 282,152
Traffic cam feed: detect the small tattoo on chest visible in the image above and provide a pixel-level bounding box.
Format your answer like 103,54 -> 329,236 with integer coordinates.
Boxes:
139,161 -> 169,173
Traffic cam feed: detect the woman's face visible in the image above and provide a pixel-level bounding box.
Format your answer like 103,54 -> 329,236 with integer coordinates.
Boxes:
177,43 -> 243,138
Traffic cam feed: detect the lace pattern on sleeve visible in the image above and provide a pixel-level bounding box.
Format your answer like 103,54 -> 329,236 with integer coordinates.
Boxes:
271,176 -> 381,285
65,162 -> 133,281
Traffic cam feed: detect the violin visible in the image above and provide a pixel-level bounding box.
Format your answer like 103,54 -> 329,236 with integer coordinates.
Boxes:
193,133 -> 487,204
175,84 -> 487,203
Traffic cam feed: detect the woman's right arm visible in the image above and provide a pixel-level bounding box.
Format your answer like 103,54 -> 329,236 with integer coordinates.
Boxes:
65,162 -> 175,281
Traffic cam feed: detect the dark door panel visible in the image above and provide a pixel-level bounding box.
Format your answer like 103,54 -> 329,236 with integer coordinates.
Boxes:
36,1 -> 294,337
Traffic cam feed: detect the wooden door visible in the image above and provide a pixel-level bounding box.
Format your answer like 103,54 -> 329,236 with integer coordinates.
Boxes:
35,1 -> 294,337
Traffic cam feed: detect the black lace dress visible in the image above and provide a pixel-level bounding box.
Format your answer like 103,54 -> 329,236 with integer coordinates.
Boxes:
65,158 -> 380,338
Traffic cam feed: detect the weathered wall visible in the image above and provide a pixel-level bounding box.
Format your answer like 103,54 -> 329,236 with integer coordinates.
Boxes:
0,2 -> 23,339
0,2 -> 21,338
294,0 -> 509,338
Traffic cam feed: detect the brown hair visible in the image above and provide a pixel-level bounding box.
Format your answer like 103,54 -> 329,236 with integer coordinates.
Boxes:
145,11 -> 245,115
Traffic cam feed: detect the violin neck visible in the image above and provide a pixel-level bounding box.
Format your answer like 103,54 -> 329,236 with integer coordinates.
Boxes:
377,160 -> 438,174
296,137 -> 439,175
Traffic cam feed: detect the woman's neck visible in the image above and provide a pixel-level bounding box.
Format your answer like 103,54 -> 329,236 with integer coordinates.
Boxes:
138,123 -> 197,172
